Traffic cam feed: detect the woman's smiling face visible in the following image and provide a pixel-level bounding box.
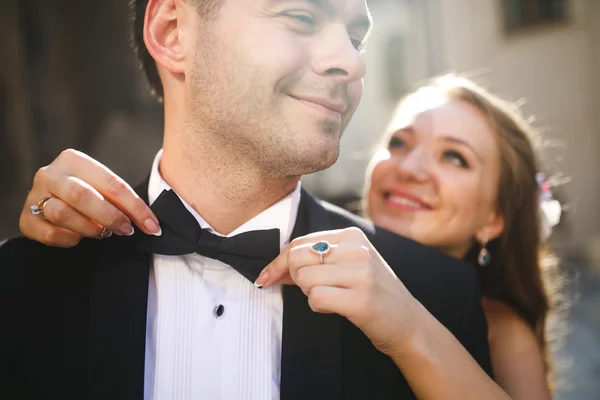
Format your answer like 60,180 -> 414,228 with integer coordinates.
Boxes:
367,99 -> 505,259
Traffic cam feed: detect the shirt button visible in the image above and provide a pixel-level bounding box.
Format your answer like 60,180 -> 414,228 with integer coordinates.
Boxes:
214,304 -> 225,318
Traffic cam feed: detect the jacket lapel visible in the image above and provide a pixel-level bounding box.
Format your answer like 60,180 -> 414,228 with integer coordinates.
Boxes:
88,181 -> 344,399
88,177 -> 152,400
280,189 -> 342,400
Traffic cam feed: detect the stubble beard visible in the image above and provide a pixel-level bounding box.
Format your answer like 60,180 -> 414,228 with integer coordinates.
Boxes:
186,32 -> 344,181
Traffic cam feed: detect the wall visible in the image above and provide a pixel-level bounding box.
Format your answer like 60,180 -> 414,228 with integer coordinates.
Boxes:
310,0 -> 599,255
0,0 -> 35,238
0,1 -> 165,239
431,0 -> 599,255
588,0 -> 600,264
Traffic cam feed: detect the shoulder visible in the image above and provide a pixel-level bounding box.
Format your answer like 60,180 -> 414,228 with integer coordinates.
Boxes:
0,235 -> 127,294
0,236 -> 66,269
319,198 -> 477,286
319,197 -> 481,321
318,199 -> 376,233
0,235 -> 116,266
483,298 -> 550,397
483,298 -> 540,354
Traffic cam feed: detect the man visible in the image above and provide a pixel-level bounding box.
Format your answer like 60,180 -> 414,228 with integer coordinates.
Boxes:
0,1 -> 493,399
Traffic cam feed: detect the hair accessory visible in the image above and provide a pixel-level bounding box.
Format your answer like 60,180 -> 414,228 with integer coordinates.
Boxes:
536,173 -> 562,241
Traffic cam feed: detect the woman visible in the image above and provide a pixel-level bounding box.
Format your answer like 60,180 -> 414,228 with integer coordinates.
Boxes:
369,75 -> 561,397
17,75 -> 561,399
371,76 -> 563,397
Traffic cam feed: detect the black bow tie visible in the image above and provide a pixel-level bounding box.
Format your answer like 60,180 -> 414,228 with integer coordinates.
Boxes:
136,189 -> 281,283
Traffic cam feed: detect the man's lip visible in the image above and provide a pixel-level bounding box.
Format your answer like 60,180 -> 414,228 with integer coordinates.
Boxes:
384,190 -> 433,209
289,94 -> 347,114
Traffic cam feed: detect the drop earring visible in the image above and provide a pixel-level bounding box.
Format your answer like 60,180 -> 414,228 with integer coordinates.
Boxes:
477,234 -> 491,267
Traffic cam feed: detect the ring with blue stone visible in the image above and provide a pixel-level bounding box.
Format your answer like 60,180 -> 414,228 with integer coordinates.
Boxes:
310,241 -> 331,264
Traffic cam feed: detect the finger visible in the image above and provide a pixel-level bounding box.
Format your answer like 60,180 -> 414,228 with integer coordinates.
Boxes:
99,175 -> 161,236
257,230 -> 369,288
307,286 -> 358,317
29,165 -> 132,236
255,244 -> 318,288
263,240 -> 372,287
19,186 -> 50,241
47,175 -> 135,236
255,245 -> 293,288
257,235 -> 341,287
294,264 -> 363,296
39,197 -> 108,239
52,149 -> 161,236
255,227 -> 367,287
285,226 -> 367,249
20,215 -> 82,248
295,241 -> 370,267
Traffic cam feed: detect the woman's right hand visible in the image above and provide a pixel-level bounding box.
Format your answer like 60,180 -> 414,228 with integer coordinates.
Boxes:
19,149 -> 161,247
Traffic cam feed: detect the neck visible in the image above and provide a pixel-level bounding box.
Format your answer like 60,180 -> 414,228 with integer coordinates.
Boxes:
445,243 -> 472,260
160,128 -> 299,236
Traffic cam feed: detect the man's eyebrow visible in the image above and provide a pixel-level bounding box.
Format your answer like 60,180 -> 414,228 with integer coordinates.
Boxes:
271,0 -> 330,9
304,0 -> 329,8
288,0 -> 373,33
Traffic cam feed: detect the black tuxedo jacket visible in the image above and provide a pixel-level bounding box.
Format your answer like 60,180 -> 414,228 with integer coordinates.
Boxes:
0,181 -> 492,400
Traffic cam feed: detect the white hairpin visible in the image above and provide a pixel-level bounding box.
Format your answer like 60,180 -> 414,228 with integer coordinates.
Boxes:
537,173 -> 562,241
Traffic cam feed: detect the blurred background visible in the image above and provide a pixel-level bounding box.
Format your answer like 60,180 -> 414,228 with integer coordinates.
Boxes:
0,0 -> 598,397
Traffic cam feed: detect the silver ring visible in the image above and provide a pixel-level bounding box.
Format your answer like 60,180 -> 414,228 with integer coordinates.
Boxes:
30,195 -> 53,218
99,227 -> 112,238
310,241 -> 331,264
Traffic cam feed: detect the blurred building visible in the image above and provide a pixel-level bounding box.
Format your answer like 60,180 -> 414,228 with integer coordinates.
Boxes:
0,0 -> 164,239
305,0 -> 600,262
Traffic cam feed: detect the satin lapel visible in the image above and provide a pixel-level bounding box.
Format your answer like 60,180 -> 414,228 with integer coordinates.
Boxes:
280,189 -> 342,400
88,176 -> 151,400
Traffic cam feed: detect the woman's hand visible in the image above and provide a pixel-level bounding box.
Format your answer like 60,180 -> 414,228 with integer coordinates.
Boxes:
257,228 -> 515,400
19,149 -> 161,247
255,227 -> 420,357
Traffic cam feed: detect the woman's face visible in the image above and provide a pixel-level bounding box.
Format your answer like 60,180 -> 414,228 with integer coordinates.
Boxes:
367,99 -> 505,259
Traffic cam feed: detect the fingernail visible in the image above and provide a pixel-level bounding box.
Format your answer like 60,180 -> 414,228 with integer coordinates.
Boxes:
144,218 -> 162,236
119,222 -> 135,236
254,270 -> 269,288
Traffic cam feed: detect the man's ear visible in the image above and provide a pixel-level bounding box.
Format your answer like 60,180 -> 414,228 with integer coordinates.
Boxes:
143,0 -> 190,76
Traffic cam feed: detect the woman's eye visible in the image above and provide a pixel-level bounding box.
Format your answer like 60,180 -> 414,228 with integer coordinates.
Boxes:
388,136 -> 405,150
443,150 -> 469,168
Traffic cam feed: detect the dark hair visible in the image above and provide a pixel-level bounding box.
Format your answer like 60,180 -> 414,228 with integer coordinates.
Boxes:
371,75 -> 564,392
128,0 -> 223,100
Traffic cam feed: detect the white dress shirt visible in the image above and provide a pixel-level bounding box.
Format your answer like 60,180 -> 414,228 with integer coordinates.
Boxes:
144,150 -> 301,400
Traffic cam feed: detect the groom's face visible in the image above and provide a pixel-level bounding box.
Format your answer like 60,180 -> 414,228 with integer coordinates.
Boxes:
184,0 -> 370,176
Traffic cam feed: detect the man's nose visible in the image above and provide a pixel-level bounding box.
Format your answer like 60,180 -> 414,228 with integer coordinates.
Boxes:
311,24 -> 366,83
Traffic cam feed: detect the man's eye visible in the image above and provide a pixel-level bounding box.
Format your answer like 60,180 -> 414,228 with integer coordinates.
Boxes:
388,136 -> 405,150
287,13 -> 315,26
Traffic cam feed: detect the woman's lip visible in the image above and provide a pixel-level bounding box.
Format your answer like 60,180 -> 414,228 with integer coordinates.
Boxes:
383,191 -> 433,211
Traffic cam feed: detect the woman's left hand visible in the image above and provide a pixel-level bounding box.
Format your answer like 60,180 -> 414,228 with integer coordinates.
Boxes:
255,227 -> 421,357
